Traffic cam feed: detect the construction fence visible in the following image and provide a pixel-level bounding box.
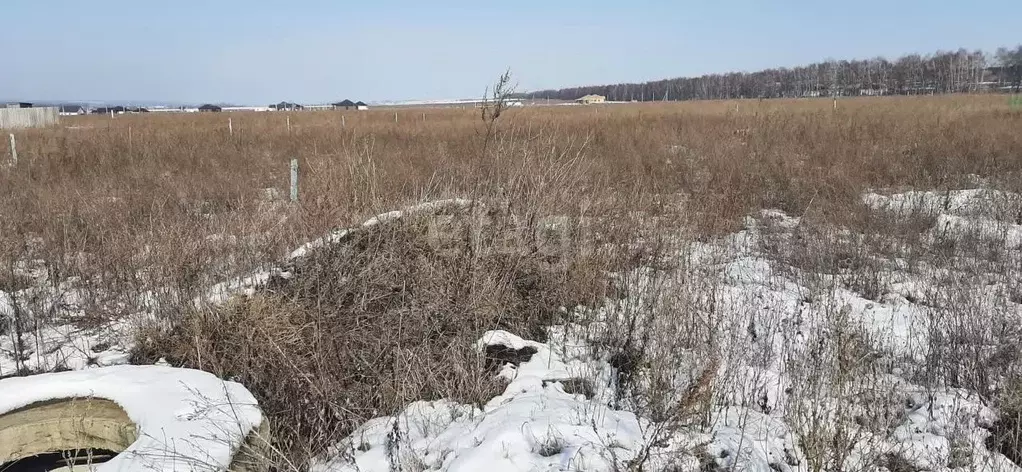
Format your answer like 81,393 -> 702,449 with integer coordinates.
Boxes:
0,107 -> 59,129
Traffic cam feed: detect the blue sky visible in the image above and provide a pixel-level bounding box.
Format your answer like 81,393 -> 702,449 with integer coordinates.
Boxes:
2,0 -> 1020,104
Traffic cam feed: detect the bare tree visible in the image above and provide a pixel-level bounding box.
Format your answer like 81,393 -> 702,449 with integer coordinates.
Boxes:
525,44 -> 1022,101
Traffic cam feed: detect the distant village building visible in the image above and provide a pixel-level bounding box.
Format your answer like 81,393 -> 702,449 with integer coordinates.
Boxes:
2,102 -> 33,109
332,99 -> 356,110
270,102 -> 303,111
198,104 -> 222,112
149,106 -> 190,113
93,106 -> 124,115
575,94 -> 605,105
58,104 -> 86,116
91,106 -> 148,115
331,100 -> 369,110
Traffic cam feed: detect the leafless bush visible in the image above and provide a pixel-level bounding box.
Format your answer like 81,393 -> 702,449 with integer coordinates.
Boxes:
135,197 -> 626,463
987,378 -> 1022,466
785,304 -> 901,471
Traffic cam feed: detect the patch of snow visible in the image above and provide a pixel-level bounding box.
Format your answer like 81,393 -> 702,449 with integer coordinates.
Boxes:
202,198 -> 478,306
313,329 -> 702,472
866,386 -> 1018,472
862,188 -> 1021,219
930,213 -> 1022,249
708,407 -> 804,471
200,269 -> 278,306
1,281 -> 134,376
0,291 -> 12,319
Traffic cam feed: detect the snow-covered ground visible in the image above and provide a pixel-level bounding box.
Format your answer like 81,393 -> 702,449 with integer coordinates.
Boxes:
307,189 -> 1022,471
3,187 -> 1022,470
0,259 -> 137,376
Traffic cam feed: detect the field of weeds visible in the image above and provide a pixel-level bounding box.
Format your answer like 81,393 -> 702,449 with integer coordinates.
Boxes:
3,94 -> 1022,471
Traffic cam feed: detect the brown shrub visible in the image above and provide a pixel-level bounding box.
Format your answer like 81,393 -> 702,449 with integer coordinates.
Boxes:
134,210 -> 621,463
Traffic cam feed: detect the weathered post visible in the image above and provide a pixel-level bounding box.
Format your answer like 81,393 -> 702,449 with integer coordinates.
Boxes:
8,134 -> 16,166
290,159 -> 299,203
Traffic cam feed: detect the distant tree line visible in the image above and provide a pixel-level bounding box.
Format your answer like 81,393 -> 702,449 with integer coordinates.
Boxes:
523,46 -> 1022,102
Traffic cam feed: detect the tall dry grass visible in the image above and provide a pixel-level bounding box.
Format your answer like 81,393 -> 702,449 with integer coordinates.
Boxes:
3,94 -> 1022,466
5,95 -> 1020,279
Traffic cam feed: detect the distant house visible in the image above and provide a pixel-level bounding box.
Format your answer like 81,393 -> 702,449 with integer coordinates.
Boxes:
93,106 -> 126,115
575,94 -> 605,105
2,102 -> 32,109
58,104 -> 86,116
198,104 -> 222,112
355,101 -> 369,111
270,102 -> 303,111
89,106 -> 149,115
332,99 -> 356,110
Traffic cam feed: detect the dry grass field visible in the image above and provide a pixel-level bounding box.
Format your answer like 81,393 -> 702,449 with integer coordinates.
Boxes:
3,94 -> 1022,470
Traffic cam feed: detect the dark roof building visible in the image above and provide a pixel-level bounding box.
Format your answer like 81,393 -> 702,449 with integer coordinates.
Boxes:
58,104 -> 86,114
93,106 -> 126,114
332,99 -> 356,109
270,101 -> 303,111
198,104 -> 222,112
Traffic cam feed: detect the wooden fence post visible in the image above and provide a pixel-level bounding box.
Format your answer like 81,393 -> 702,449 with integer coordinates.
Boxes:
8,134 -> 16,166
229,117 -> 233,136
290,159 -> 299,203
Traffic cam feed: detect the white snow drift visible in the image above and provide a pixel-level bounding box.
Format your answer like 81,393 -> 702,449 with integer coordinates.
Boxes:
0,365 -> 264,471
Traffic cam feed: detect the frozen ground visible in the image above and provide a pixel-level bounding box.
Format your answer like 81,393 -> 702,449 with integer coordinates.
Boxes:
3,187 -> 1022,470
0,259 -> 137,376
311,187 -> 1022,471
